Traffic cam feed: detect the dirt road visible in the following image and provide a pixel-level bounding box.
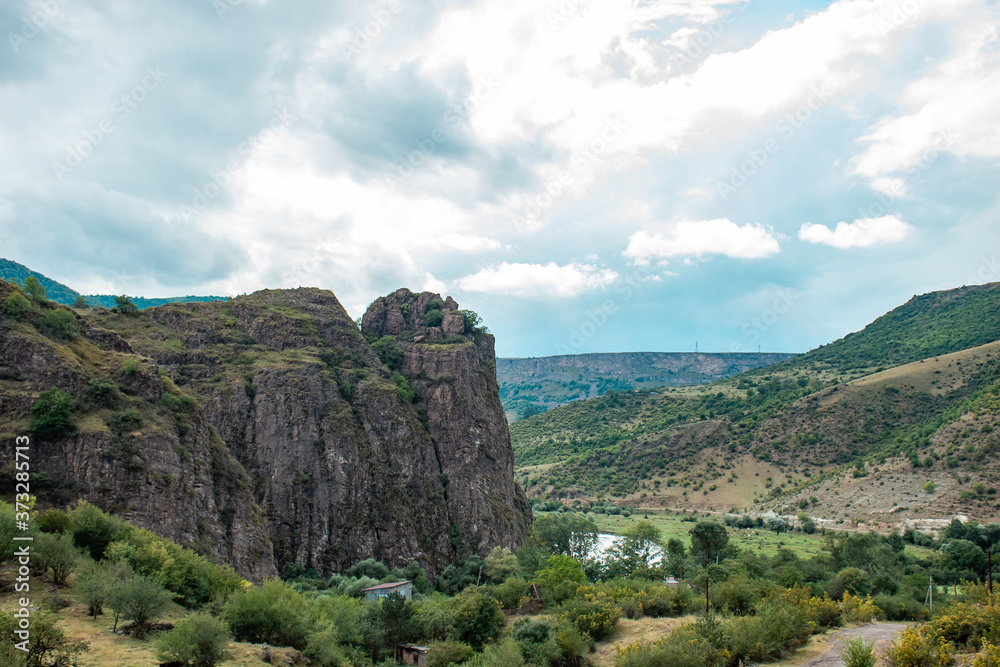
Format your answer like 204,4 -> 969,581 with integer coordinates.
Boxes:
800,623 -> 907,667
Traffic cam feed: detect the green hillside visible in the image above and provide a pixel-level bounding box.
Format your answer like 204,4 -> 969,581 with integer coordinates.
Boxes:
0,257 -> 228,308
0,258 -> 81,304
512,281 -> 1000,523
789,282 -> 1000,373
81,293 -> 229,309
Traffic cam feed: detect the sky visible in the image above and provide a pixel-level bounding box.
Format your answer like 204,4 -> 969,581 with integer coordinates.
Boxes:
2,0 -> 999,358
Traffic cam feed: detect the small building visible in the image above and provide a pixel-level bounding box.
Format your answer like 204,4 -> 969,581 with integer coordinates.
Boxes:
362,580 -> 413,602
399,644 -> 429,666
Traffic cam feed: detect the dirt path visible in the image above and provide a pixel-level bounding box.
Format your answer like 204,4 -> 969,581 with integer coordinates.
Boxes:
799,623 -> 907,667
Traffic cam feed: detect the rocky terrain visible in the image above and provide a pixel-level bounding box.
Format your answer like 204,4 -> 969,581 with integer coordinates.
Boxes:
0,280 -> 531,578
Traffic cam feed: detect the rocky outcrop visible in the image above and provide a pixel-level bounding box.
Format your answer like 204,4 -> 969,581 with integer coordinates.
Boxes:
0,281 -> 275,580
362,289 -> 533,557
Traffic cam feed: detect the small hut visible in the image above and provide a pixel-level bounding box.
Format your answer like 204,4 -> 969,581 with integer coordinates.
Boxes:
361,580 -> 413,602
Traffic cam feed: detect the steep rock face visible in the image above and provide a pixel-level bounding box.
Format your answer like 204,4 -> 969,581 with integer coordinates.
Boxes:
1,283 -> 530,577
362,289 -> 533,556
0,281 -> 275,580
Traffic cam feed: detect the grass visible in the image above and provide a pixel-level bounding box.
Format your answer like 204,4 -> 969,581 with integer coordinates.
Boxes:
0,569 -> 297,666
590,614 -> 695,667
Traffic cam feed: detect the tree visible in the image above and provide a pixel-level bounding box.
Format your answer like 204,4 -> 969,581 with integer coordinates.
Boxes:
665,537 -> 686,577
2,291 -> 32,319
30,388 -> 77,439
72,296 -> 88,309
603,520 -> 663,579
158,614 -> 233,667
529,513 -> 600,562
109,574 -> 172,638
22,276 -> 47,303
425,309 -> 443,327
767,517 -> 789,535
35,533 -> 78,586
453,589 -> 504,648
37,309 -> 80,340
112,294 -> 139,316
689,519 -> 729,615
374,592 -> 416,660
484,546 -> 521,583
535,554 -> 586,591
77,560 -> 132,619
371,336 -> 403,371
69,500 -> 123,560
689,520 -> 729,567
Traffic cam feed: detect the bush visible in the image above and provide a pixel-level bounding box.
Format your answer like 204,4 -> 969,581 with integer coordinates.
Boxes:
36,509 -> 72,534
23,276 -> 47,303
69,500 -> 122,560
37,309 -> 79,340
489,576 -> 527,609
884,625 -> 955,667
77,559 -> 132,619
30,388 -> 77,439
560,596 -> 621,641
224,579 -> 312,649
427,640 -> 474,667
425,309 -> 443,327
107,410 -> 143,437
615,624 -> 723,667
371,336 -> 403,371
2,291 -> 32,319
0,612 -> 88,666
453,589 -> 504,648
973,639 -> 1000,667
158,613 -> 233,667
110,574 -> 173,638
112,294 -> 139,316
83,377 -> 120,409
873,593 -> 927,622
842,636 -> 878,667
484,546 -> 520,583
840,592 -> 882,624
35,532 -> 78,586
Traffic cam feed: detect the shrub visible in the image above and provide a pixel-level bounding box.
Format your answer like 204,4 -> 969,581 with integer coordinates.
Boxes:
2,291 -> 31,319
452,589 -> 504,648
425,309 -> 443,327
840,592 -> 882,624
371,336 -> 403,371
35,532 -> 78,586
23,276 -> 48,303
427,640 -> 474,667
83,377 -> 120,409
69,500 -> 123,560
873,593 -> 927,622
37,309 -> 79,340
109,574 -> 173,638
112,294 -> 139,316
107,410 -> 144,437
614,624 -> 723,667
973,639 -> 1000,667
157,614 -> 233,667
560,596 -> 621,641
77,560 -> 132,619
842,636 -> 878,667
884,626 -> 955,667
30,388 -> 77,439
490,576 -> 528,609
224,579 -> 312,649
36,509 -> 72,534
466,637 -> 525,667
484,546 -> 520,583
923,481 -> 936,493
0,612 -> 88,666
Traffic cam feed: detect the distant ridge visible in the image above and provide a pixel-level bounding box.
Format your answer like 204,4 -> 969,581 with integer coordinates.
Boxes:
0,258 -> 228,309
497,351 -> 796,419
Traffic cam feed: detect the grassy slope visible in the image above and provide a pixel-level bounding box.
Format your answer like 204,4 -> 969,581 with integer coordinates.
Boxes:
512,282 -> 1000,523
0,258 -> 81,305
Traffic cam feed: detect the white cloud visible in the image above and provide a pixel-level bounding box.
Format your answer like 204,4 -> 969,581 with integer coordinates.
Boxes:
453,262 -> 620,298
798,215 -> 911,248
851,21 -> 1000,186
624,219 -> 780,260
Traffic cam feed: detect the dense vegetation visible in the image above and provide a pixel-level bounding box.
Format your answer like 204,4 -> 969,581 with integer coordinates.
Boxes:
3,501 -> 998,666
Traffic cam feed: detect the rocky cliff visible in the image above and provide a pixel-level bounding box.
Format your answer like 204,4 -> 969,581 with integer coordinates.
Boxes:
361,289 -> 533,557
0,280 -> 531,578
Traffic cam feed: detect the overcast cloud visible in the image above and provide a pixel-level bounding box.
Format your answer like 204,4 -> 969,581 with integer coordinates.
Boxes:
2,0 -> 999,356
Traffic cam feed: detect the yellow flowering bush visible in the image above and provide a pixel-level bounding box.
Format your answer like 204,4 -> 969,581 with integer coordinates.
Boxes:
884,626 -> 955,667
972,639 -> 1000,667
841,591 -> 883,624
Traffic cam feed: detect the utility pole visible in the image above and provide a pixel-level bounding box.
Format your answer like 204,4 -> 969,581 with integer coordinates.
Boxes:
925,575 -> 933,613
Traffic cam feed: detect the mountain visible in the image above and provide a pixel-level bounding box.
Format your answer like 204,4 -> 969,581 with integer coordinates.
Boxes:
0,258 -> 81,305
0,279 -> 530,578
497,351 -> 797,420
511,281 -> 1000,527
0,258 -> 228,309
